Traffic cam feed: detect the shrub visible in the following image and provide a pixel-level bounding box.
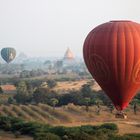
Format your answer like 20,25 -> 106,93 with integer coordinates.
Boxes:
49,126 -> 66,137
80,125 -> 97,134
0,116 -> 12,131
100,123 -> 118,132
68,131 -> 97,140
65,126 -> 81,137
1,116 -> 140,140
19,122 -> 43,136
47,80 -> 57,88
34,132 -> 61,140
11,121 -> 26,132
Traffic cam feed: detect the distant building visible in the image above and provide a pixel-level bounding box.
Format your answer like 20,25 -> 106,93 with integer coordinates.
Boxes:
63,48 -> 74,60
63,48 -> 75,67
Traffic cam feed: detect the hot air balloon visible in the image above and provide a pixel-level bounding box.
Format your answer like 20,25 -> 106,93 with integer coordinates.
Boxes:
1,47 -> 16,63
83,20 -> 140,112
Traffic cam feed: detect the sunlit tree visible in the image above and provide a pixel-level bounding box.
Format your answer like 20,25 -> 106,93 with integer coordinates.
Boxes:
95,99 -> 103,115
84,97 -> 91,112
51,98 -> 59,110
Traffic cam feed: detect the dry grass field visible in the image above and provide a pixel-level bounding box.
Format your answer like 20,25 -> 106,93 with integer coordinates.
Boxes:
0,103 -> 140,134
0,79 -> 101,99
0,131 -> 33,140
52,79 -> 101,92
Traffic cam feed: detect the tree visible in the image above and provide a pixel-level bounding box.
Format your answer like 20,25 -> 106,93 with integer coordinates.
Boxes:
16,81 -> 27,94
81,84 -> 92,97
14,93 -> 31,104
0,87 -> 3,94
32,88 -> 58,105
84,97 -> 91,112
14,81 -> 31,104
20,70 -> 30,78
33,88 -> 49,104
51,98 -> 59,110
26,82 -> 34,94
95,99 -> 103,115
131,99 -> 139,115
8,97 -> 16,104
47,80 -> 57,88
108,104 -> 114,113
134,103 -> 137,115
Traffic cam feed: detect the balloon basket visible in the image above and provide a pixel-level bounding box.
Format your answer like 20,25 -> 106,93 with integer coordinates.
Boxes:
115,112 -> 127,119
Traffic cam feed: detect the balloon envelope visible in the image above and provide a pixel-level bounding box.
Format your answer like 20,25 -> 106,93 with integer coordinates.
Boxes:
83,21 -> 140,110
1,47 -> 16,63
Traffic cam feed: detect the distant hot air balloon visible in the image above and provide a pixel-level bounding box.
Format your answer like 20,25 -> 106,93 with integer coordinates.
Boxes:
1,47 -> 16,63
83,20 -> 140,111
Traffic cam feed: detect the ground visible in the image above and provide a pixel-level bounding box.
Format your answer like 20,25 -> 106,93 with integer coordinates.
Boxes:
0,79 -> 101,103
0,131 -> 33,140
0,104 -> 140,135
0,80 -> 139,135
43,79 -> 101,92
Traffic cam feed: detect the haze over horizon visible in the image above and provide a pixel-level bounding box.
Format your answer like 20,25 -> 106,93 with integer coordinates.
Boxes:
0,0 -> 140,57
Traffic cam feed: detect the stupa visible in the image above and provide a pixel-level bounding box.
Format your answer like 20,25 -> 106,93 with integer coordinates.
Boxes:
63,48 -> 74,60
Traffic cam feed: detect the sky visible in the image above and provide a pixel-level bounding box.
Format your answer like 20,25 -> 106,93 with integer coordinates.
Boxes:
0,0 -> 140,57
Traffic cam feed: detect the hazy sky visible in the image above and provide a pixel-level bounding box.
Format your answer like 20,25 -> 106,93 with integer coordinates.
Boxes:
0,0 -> 140,57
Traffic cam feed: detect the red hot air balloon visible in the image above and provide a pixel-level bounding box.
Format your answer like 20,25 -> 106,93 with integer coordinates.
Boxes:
83,20 -> 140,111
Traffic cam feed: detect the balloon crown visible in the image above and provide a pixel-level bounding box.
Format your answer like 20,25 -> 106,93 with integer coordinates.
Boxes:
110,20 -> 131,22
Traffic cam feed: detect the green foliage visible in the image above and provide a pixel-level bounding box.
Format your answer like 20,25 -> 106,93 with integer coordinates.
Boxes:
20,69 -> 45,78
47,80 -> 57,88
130,98 -> 140,105
100,123 -> 118,132
33,88 -> 50,104
68,132 -> 97,140
110,134 -> 140,140
81,84 -> 92,97
16,81 -> 27,94
14,81 -> 32,104
33,88 -> 60,106
84,97 -> 91,104
19,122 -> 43,136
80,125 -> 97,134
0,116 -> 139,140
49,126 -> 67,137
0,116 -> 12,131
34,132 -> 61,140
8,97 -> 16,104
14,92 -> 32,104
51,98 -> 59,109
12,79 -> 114,108
83,97 -> 91,112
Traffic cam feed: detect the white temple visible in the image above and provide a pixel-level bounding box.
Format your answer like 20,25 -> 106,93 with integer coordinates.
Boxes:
63,48 -> 75,67
63,48 -> 74,60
